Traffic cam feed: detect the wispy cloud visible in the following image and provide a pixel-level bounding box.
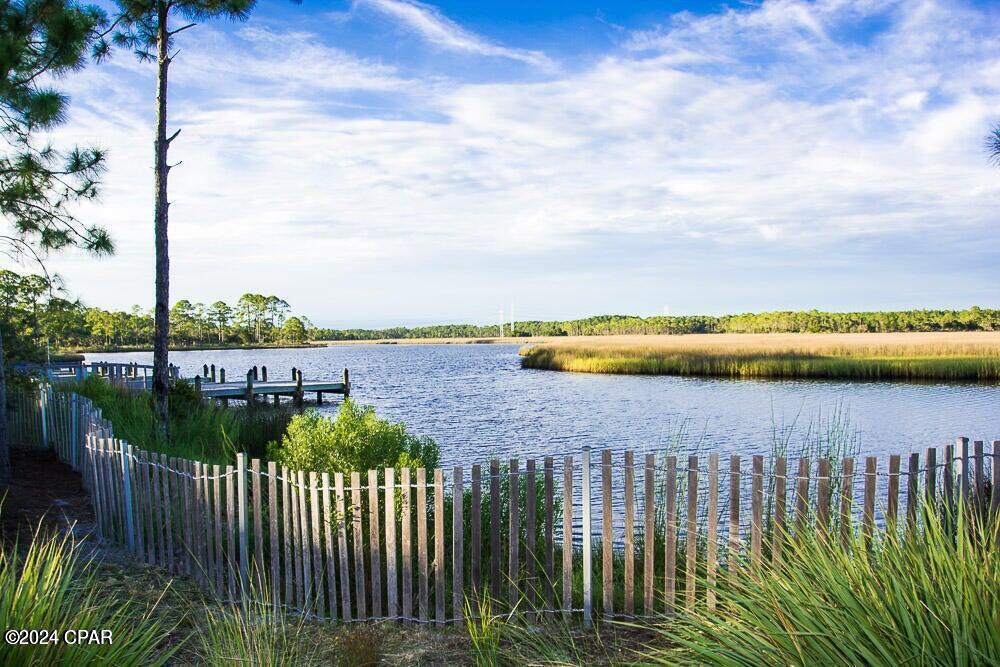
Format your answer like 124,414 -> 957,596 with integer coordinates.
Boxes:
30,0 -> 1000,321
354,0 -> 554,68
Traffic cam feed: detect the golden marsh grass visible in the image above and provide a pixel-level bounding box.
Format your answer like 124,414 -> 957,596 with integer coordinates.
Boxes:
519,332 -> 1000,382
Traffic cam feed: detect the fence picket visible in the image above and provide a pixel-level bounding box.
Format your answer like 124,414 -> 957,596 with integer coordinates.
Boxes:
352,471 -> 367,619
751,455 -> 763,569
386,467 -> 398,620
227,465 -> 237,600
269,461 -> 280,610
772,456 -> 786,567
335,473 -> 352,622
401,467 -> 413,620
282,465 -> 294,607
508,459 -> 520,609
906,453 -> 919,532
368,469 -> 383,618
602,450 -> 613,618
452,466 -> 463,622
728,455 -> 740,584
664,455 -> 677,615
471,465 -> 481,598
310,472 -> 324,617
213,464 -> 224,597
706,452 -> 719,612
863,457 -> 876,545
685,455 -> 698,612
416,468 -> 428,623
840,458 -> 855,549
624,450 -> 635,616
817,458 -> 831,534
887,455 -> 900,532
525,459 -> 536,619
562,455 -> 573,619
434,468 -> 445,625
796,457 -> 810,537
490,459 -> 501,602
298,471 -> 313,612
252,459 -> 263,588
544,457 -> 555,611
643,453 -> 655,615
322,472 -> 338,621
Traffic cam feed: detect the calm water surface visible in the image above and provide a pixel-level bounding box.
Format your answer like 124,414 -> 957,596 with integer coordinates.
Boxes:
87,344 -> 999,467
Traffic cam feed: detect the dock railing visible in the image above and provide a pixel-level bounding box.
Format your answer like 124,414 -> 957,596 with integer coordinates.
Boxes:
6,383 -> 999,627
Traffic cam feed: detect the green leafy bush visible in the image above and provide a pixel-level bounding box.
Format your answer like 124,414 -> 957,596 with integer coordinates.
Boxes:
270,400 -> 439,475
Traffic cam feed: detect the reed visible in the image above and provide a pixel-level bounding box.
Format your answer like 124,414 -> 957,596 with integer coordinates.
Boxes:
520,333 -> 1000,381
641,505 -> 1000,666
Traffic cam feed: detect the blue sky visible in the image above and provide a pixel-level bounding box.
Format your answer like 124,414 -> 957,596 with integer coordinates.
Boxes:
20,0 -> 1000,327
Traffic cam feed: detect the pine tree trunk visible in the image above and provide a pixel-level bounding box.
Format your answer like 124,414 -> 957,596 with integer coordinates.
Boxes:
0,326 -> 9,486
152,0 -> 171,440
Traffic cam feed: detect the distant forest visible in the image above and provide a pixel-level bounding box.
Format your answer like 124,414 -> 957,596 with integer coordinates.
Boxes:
314,308 -> 1000,340
4,270 -> 998,357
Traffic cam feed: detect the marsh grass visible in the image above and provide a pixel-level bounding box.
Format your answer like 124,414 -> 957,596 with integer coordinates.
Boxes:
521,333 -> 1000,381
640,505 -> 1000,666
0,520 -> 176,666
67,376 -> 294,463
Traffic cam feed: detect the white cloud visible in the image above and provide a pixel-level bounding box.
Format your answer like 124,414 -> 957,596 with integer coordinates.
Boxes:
354,0 -> 553,68
24,0 -> 1000,317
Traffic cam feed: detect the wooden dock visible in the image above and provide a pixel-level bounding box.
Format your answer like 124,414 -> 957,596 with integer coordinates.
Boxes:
22,360 -> 350,408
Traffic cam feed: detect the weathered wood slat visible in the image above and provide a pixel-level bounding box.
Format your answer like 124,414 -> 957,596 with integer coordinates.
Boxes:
992,441 -> 1000,519
525,459 -> 536,619
664,455 -> 677,615
471,464 -> 481,597
434,468 -> 445,625
973,441 -> 984,513
623,450 -> 635,616
322,472 -> 338,621
490,459 -> 501,602
750,455 -> 763,569
582,447 -> 592,629
925,448 -> 937,506
508,459 -> 520,609
795,457 -> 810,536
602,450 -> 613,618
351,471 -> 367,619
544,457 -> 555,611
840,458 -> 855,549
416,468 -> 428,623
772,456 -> 786,567
298,471 -> 312,611
268,461 -> 280,609
310,472 -> 325,617
562,455 -> 573,618
282,465 -> 294,607
368,469 -> 383,618
728,455 -> 740,584
685,455 -> 698,612
162,454 -> 174,572
906,453 -> 919,532
643,453 -> 655,615
816,458 -> 831,534
237,455 -> 249,596
252,459 -> 264,589
401,467 -> 413,620
227,465 -> 237,600
213,464 -> 224,597
452,466 -> 464,622
887,454 -> 900,531
863,457 -> 877,545
385,467 -> 398,620
706,452 -> 719,612
335,473 -> 352,622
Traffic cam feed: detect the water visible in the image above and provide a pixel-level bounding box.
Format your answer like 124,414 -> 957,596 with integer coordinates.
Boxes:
86,344 -> 1000,467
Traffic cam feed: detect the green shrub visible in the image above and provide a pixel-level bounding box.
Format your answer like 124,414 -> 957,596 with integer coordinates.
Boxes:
270,400 -> 440,475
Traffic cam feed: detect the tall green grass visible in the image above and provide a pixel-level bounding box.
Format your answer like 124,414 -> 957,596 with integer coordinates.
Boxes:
67,376 -> 294,463
521,345 -> 1000,382
641,507 -> 1000,666
0,522 -> 175,665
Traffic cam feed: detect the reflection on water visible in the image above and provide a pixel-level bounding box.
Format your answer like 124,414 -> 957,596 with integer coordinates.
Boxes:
87,344 -> 999,467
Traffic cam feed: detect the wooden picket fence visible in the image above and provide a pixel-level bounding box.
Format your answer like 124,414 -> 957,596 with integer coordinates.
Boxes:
7,384 -> 1000,627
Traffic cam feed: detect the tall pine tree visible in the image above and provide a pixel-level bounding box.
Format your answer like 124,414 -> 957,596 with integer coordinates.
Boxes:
99,0 -> 256,438
1,0 -> 112,484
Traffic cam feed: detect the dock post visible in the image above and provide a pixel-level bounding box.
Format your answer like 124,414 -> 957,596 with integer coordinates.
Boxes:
195,375 -> 202,398
253,366 -> 258,381
261,366 -> 267,382
294,370 -> 303,409
220,368 -> 226,383
273,394 -> 280,407
291,367 -> 297,381
246,370 -> 254,405
211,364 -> 216,383
317,392 -> 323,405
343,368 -> 350,398
203,364 -> 209,377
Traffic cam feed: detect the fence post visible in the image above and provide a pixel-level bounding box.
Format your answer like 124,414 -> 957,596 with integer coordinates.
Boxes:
237,453 -> 249,598
121,443 -> 136,553
582,446 -> 592,629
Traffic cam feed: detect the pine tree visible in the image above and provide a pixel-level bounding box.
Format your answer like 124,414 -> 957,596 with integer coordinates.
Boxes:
1,0 -> 112,484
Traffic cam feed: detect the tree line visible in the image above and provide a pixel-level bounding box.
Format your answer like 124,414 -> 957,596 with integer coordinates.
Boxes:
0,270 -> 315,354
314,308 -> 1000,341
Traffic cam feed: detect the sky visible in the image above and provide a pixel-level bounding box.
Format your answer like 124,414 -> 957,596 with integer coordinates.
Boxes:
13,0 -> 1000,328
